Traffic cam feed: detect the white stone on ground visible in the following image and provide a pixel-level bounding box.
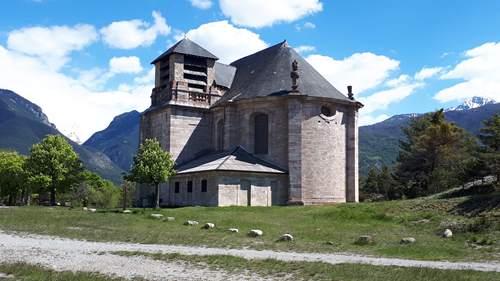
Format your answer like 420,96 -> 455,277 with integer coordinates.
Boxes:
248,229 -> 263,237
82,207 -> 88,211
122,210 -> 132,214
150,214 -> 163,219
89,208 -> 97,213
279,234 -> 294,241
228,228 -> 239,233
184,220 -> 199,226
0,272 -> 14,278
443,229 -> 453,238
165,217 -> 175,221
203,223 -> 215,229
400,237 -> 416,244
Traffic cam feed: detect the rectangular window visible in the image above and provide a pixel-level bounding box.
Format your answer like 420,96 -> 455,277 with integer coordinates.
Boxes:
254,114 -> 269,154
187,181 -> 193,193
201,179 -> 207,193
174,182 -> 180,193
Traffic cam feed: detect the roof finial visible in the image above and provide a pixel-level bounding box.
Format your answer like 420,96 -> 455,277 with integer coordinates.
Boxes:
291,60 -> 299,92
347,85 -> 354,100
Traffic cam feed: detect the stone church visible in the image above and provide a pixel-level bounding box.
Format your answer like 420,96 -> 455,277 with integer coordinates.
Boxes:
137,38 -> 363,207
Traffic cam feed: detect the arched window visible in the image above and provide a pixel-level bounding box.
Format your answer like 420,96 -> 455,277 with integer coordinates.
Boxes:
254,113 -> 269,154
217,119 -> 224,151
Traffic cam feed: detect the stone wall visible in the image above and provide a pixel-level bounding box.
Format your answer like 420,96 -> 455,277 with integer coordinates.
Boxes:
217,172 -> 288,206
162,171 -> 288,207
213,98 -> 289,169
169,106 -> 212,164
300,99 -> 348,204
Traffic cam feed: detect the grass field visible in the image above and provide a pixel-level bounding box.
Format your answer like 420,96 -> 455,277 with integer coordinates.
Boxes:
0,193 -> 499,262
2,258 -> 499,281
0,263 -> 123,281
114,251 -> 500,281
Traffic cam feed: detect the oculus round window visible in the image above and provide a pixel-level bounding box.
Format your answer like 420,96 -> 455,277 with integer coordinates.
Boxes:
321,106 -> 334,117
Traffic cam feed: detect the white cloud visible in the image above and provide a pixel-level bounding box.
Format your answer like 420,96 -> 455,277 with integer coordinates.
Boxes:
303,22 -> 316,29
295,21 -> 316,31
7,24 -> 97,69
0,45 -> 151,142
385,74 -> 410,87
358,82 -> 423,115
189,0 -> 212,9
184,20 -> 268,63
435,42 -> 500,102
294,45 -> 316,54
219,0 -> 323,28
134,67 -> 155,84
414,66 -> 443,80
359,114 -> 390,126
304,50 -> 424,126
306,52 -> 400,94
109,56 -> 143,74
100,11 -> 171,49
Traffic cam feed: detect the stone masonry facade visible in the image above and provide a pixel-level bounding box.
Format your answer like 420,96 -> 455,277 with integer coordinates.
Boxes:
137,39 -> 362,207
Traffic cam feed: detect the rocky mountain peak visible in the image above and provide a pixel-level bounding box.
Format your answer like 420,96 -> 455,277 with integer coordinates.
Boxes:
446,96 -> 497,112
0,89 -> 56,129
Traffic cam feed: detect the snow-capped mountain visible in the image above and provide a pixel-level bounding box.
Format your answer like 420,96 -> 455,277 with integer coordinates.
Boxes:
446,96 -> 497,111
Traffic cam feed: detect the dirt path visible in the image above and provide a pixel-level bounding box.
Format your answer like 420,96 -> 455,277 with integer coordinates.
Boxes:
1,231 -> 499,280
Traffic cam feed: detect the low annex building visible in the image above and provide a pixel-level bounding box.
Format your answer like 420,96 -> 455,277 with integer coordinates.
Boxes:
137,38 -> 363,207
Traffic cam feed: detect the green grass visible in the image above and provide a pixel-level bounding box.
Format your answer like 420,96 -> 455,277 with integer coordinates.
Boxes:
0,195 -> 499,262
114,251 -> 500,281
0,263 -> 125,281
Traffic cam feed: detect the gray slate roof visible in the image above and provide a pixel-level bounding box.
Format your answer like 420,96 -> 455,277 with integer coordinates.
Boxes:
151,38 -> 218,64
176,146 -> 287,174
214,62 -> 236,89
216,41 -> 353,104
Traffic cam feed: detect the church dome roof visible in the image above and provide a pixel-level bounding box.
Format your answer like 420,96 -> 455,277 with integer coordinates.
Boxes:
216,41 -> 352,104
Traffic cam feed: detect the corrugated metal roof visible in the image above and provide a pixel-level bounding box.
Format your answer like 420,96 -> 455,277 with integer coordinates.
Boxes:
176,146 -> 287,174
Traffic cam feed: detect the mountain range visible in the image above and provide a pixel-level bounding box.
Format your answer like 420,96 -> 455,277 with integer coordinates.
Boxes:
0,89 -> 124,183
360,98 -> 499,176
1,88 -> 498,182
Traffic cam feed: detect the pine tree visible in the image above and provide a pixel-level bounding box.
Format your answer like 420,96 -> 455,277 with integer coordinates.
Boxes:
395,110 -> 477,197
479,114 -> 500,183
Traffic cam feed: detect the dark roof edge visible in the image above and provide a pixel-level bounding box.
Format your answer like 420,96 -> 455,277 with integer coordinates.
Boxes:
211,94 -> 361,109
176,169 -> 288,175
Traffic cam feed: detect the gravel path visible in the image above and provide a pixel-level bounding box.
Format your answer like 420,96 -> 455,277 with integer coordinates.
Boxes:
1,231 -> 499,281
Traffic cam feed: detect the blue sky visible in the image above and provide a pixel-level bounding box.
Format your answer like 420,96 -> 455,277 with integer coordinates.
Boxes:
0,0 -> 499,142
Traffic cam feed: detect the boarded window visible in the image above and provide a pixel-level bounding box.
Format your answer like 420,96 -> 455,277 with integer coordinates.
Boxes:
187,181 -> 193,193
201,179 -> 208,192
254,113 -> 269,154
174,182 -> 180,193
217,119 -> 224,151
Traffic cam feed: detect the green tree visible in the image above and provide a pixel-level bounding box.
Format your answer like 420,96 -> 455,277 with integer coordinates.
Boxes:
25,135 -> 83,206
120,180 -> 136,210
395,110 -> 477,197
125,139 -> 175,209
0,151 -> 26,205
479,114 -> 500,183
378,166 -> 400,200
362,168 -> 380,195
361,166 -> 400,201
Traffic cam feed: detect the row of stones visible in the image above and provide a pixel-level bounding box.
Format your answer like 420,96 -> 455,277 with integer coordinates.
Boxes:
355,229 -> 454,246
150,213 -> 294,241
